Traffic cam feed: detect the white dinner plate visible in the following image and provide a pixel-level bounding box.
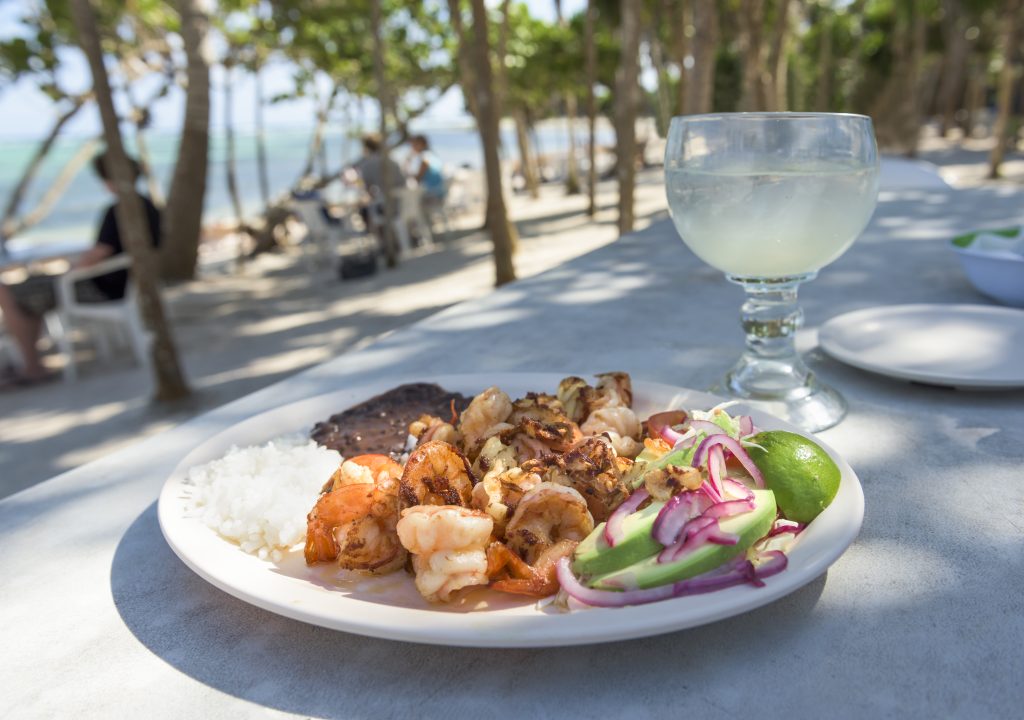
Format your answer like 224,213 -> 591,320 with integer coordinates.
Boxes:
818,304 -> 1024,389
158,373 -> 864,647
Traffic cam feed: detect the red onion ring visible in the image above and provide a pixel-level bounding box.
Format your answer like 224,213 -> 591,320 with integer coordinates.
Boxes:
703,498 -> 756,519
604,488 -> 650,547
658,515 -> 739,563
556,550 -> 788,607
738,415 -> 755,437
687,419 -> 724,436
651,491 -> 713,546
693,434 -> 765,488
721,478 -> 754,500
706,444 -> 726,501
648,410 -> 688,443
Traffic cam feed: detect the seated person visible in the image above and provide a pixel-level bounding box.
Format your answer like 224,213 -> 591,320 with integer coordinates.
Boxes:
0,151 -> 160,385
406,134 -> 446,200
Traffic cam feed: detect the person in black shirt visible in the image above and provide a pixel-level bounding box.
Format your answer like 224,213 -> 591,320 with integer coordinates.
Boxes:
0,151 -> 160,385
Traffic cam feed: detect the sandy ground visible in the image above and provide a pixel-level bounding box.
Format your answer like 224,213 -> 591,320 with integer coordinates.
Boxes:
0,169 -> 669,496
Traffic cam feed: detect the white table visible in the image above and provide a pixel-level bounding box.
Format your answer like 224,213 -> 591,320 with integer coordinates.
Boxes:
0,238 -> 91,273
2,186 -> 1022,719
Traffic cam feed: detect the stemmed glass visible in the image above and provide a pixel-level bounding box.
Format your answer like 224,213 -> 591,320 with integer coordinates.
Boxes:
665,113 -> 879,431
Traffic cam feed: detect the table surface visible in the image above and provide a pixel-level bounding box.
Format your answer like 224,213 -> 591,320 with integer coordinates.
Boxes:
3,186 -> 1022,719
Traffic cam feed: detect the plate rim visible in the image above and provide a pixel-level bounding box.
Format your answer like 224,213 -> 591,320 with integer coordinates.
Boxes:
818,303 -> 1024,389
157,372 -> 865,647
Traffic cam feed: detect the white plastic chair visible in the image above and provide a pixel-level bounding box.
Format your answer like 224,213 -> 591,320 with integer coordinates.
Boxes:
292,198 -> 343,271
46,254 -> 150,381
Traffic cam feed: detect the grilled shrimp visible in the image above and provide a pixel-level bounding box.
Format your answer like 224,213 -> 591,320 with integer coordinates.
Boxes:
304,476 -> 405,573
591,371 -> 633,409
470,435 -> 518,478
458,386 -> 513,452
557,376 -> 590,423
399,440 -> 475,508
503,482 -> 594,565
325,454 -> 403,493
408,414 -> 460,447
557,372 -> 633,424
471,466 -> 542,534
507,393 -> 572,426
499,416 -> 583,463
580,406 -> 643,458
486,538 -> 578,597
396,505 -> 494,602
524,437 -> 631,522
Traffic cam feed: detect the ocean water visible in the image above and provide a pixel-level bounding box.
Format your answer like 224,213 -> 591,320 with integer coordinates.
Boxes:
0,121 -> 612,250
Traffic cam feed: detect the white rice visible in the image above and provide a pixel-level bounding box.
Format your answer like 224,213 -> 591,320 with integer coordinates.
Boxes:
185,434 -> 341,561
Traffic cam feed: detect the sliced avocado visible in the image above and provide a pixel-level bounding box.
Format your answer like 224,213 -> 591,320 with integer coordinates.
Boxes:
587,489 -> 776,590
572,500 -> 666,577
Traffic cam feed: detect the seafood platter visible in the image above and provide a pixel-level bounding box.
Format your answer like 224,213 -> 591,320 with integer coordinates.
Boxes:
159,373 -> 863,646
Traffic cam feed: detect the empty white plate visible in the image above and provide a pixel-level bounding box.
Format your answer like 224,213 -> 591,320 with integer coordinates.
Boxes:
819,304 -> 1024,388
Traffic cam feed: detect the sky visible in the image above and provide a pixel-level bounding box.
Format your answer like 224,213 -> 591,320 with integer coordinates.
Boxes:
0,0 -> 587,140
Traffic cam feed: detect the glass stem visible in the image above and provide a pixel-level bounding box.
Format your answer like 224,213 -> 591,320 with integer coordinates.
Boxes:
740,278 -> 806,367
723,274 -> 816,397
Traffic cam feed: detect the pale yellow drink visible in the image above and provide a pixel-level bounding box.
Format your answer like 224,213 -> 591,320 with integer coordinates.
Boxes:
666,162 -> 879,278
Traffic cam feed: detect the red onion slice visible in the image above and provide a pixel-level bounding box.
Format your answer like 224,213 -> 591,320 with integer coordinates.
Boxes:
556,550 -> 788,607
651,491 -> 713,546
705,444 -> 727,501
693,434 -> 765,488
658,515 -> 738,563
766,519 -> 805,538
648,410 -> 688,444
687,419 -> 724,436
738,415 -> 755,437
604,488 -> 650,547
721,478 -> 754,500
703,498 -> 756,519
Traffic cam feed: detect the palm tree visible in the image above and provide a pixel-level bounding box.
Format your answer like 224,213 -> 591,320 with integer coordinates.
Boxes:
554,0 -> 581,195
469,0 -> 517,285
616,0 -> 641,235
69,0 -> 190,401
161,0 -> 211,281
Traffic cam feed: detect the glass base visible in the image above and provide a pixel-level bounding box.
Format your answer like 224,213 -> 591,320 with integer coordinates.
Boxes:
710,357 -> 847,433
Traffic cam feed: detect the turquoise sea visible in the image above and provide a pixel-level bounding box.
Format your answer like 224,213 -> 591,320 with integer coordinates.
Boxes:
0,121 -> 611,250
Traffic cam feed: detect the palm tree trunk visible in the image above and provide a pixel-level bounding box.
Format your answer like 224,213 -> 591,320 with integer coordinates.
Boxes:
254,66 -> 271,208
302,82 -> 339,182
1,95 -> 89,245
13,137 -> 101,238
989,0 -> 1023,177
963,57 -> 984,138
649,14 -> 673,135
223,63 -> 245,229
469,0 -> 517,286
514,108 -> 540,199
672,0 -> 691,116
161,0 -> 210,281
70,0 -> 189,401
938,0 -> 968,137
447,0 -> 480,121
738,0 -> 766,111
616,0 -> 641,235
686,0 -> 718,114
585,0 -> 598,216
765,0 -> 792,111
814,15 -> 833,111
555,0 -> 581,195
371,0 -> 398,267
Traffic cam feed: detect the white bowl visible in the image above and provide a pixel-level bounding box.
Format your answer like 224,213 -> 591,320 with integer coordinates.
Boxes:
950,234 -> 1024,307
